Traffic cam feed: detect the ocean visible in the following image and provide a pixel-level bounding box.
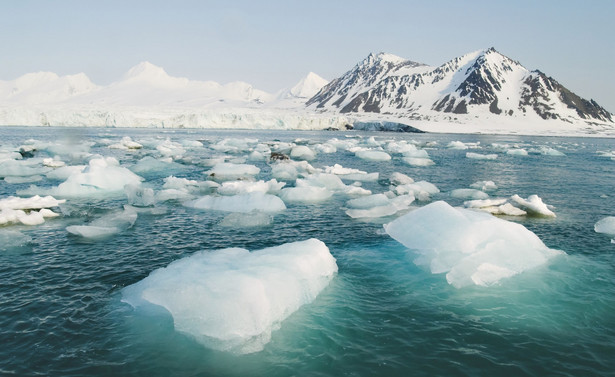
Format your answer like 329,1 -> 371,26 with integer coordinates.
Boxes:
1,126 -> 613,376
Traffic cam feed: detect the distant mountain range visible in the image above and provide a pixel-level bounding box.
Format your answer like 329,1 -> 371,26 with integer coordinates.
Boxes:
307,48 -> 612,125
0,48 -> 613,134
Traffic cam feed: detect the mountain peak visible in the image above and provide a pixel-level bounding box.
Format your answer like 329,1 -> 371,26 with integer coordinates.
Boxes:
290,72 -> 328,98
123,61 -> 170,81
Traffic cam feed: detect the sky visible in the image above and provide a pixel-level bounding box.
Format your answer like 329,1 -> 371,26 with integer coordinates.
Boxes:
1,0 -> 614,112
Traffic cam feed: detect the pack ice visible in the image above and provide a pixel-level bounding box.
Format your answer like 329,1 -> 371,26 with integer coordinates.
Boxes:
384,201 -> 563,288
121,238 -> 338,354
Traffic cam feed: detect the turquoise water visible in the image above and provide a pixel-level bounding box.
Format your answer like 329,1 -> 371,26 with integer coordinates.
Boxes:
1,127 -> 614,376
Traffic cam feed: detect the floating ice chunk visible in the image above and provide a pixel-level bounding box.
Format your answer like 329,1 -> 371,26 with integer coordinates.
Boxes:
0,229 -> 32,250
510,194 -> 556,217
402,157 -> 435,166
394,181 -> 439,201
298,173 -> 347,191
0,195 -> 66,210
187,192 -> 286,213
121,238 -> 337,354
403,149 -> 430,159
42,158 -> 66,168
0,159 -> 51,178
124,184 -> 156,207
466,152 -> 498,160
206,163 -> 260,181
390,172 -> 414,185
66,206 -> 138,239
4,175 -> 43,184
219,212 -> 273,228
386,141 -> 418,155
470,180 -> 498,192
531,147 -> 565,156
156,139 -> 185,158
507,149 -> 528,156
346,193 -> 390,209
447,141 -> 469,150
346,194 -> 414,219
130,156 -> 186,176
279,186 -> 332,203
155,189 -> 195,202
290,146 -> 316,161
217,179 -> 285,196
464,198 -> 528,216
313,143 -> 336,154
324,164 -> 378,182
271,163 -> 299,181
109,136 -> 143,150
450,189 -> 489,200
594,216 -> 615,243
324,164 -> 365,175
46,165 -> 86,180
384,201 -> 564,288
355,149 -> 391,162
49,157 -> 144,197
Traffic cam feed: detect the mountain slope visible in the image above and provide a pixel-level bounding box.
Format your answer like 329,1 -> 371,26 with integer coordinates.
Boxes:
307,48 -> 613,124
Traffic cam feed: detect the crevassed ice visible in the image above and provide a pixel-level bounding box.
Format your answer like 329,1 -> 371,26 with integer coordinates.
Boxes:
121,238 -> 338,354
384,201 -> 563,288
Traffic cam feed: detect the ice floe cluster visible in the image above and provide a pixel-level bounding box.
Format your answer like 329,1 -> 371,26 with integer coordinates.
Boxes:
2,131 -> 603,353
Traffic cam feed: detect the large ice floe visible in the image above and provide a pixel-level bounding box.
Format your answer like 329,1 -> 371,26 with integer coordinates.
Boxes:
21,157 -> 144,198
384,201 -> 564,288
121,238 -> 337,354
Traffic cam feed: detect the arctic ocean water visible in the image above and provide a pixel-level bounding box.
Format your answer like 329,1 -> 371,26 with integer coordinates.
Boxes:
0,126 -> 614,377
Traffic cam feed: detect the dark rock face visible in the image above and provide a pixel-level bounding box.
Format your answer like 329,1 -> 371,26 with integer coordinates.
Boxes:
307,48 -> 613,124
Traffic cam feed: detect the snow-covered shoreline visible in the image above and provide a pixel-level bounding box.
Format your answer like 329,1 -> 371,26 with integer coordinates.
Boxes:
1,105 -> 614,138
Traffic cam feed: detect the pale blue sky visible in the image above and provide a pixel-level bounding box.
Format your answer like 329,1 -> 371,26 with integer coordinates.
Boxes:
2,0 -> 614,111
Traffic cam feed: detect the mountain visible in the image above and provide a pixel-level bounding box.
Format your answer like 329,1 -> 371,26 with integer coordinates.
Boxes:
289,72 -> 328,99
0,71 -> 98,104
307,48 -> 613,124
72,62 -> 272,107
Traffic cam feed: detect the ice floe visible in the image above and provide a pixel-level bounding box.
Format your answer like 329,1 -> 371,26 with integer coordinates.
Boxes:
384,201 -> 564,288
121,238 -> 337,354
66,206 -> 138,239
594,216 -> 615,243
466,152 -> 498,160
187,192 -> 286,213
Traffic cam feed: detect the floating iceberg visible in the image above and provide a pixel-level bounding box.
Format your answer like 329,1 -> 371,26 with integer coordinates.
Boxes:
355,149 -> 391,162
466,152 -> 498,160
121,238 -> 338,354
384,201 -> 563,288
510,194 -> 555,217
206,162 -> 260,181
594,216 -> 615,243
187,192 -> 286,213
66,206 -> 138,239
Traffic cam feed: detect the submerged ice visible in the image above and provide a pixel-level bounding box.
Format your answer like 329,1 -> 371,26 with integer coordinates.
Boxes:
384,201 -> 563,288
121,238 -> 337,354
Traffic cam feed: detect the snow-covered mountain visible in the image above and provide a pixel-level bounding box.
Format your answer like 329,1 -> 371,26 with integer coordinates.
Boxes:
0,72 -> 98,104
307,48 -> 613,125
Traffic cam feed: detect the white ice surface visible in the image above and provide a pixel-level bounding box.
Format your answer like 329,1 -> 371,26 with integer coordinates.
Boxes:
187,192 -> 286,213
121,238 -> 337,354
384,201 -> 563,288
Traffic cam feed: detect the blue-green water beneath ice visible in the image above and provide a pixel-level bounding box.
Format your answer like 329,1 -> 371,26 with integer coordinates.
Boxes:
0,126 -> 614,376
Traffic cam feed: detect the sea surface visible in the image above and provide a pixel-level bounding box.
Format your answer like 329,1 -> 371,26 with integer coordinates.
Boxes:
0,126 -> 614,376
